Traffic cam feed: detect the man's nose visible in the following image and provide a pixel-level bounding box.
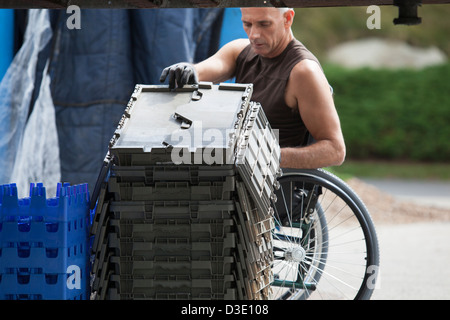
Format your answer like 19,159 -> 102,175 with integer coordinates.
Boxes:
248,27 -> 260,40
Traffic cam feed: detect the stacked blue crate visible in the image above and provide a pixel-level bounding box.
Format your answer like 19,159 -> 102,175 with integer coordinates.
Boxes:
0,182 -> 91,300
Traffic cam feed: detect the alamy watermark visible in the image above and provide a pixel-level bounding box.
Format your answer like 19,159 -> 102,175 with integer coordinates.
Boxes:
66,265 -> 81,289
168,120 -> 279,166
367,5 -> 381,30
366,265 -> 381,290
66,5 -> 81,30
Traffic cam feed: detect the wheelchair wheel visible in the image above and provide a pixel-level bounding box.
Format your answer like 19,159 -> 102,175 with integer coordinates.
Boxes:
271,168 -> 380,300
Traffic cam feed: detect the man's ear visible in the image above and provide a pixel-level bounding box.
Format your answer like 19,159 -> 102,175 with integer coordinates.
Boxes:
284,9 -> 295,28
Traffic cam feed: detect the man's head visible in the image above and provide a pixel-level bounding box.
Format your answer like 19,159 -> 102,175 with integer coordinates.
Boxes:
241,7 -> 295,58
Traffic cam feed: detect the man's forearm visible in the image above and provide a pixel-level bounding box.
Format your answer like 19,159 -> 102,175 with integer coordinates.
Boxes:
280,139 -> 346,169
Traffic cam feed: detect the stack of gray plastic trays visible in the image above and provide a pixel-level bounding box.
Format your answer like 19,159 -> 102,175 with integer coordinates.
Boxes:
90,82 -> 281,300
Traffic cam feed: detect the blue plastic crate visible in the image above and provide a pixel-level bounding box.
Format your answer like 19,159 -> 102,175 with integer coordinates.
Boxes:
0,265 -> 90,300
0,183 -> 90,245
0,182 -> 91,300
0,241 -> 89,273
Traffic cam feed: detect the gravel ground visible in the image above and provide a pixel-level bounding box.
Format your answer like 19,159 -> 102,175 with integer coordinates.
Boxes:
347,178 -> 450,225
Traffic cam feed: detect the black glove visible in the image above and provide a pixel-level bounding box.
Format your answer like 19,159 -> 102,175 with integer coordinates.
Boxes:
159,62 -> 198,89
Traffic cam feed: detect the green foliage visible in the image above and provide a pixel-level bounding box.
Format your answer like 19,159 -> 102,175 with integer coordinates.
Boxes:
292,5 -> 450,60
324,63 -> 450,161
290,5 -> 450,161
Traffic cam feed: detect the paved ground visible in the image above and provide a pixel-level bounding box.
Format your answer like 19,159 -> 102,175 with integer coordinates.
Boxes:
370,221 -> 450,300
361,179 -> 450,300
362,178 -> 450,210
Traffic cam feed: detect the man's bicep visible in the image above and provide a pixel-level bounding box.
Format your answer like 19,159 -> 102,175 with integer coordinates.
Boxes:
292,61 -> 342,141
303,99 -> 342,143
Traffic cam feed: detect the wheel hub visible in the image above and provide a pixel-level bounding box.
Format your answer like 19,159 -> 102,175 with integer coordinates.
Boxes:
285,246 -> 306,262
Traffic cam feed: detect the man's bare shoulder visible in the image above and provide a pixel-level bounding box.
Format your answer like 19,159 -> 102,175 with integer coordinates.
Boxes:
227,38 -> 250,48
287,58 -> 330,103
221,38 -> 250,57
211,38 -> 250,66
290,59 -> 323,80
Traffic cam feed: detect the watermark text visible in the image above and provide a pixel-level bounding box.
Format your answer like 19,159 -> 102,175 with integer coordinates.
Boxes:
66,5 -> 81,30
367,5 -> 381,29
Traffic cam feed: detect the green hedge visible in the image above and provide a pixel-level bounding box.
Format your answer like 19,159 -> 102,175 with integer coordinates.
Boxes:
324,63 -> 450,162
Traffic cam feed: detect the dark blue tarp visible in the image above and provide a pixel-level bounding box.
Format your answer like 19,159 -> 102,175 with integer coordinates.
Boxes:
1,8 -> 249,194
36,9 -> 224,192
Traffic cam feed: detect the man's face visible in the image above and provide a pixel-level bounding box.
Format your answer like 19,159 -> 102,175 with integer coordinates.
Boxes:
241,8 -> 292,58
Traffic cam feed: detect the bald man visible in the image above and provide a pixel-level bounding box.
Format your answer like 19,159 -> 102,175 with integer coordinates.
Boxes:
160,8 -> 345,169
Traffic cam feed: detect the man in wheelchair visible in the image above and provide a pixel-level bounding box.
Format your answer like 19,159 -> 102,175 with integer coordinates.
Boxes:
160,8 -> 381,300
160,7 -> 346,171
160,7 -> 345,226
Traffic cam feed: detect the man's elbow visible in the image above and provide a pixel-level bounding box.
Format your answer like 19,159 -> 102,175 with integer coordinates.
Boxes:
333,142 -> 346,166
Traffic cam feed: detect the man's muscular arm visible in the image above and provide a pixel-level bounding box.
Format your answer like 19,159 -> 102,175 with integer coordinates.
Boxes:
281,59 -> 346,169
195,39 -> 249,83
160,39 -> 248,88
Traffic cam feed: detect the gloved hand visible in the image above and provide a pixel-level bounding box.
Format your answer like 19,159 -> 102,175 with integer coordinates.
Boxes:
159,62 -> 198,89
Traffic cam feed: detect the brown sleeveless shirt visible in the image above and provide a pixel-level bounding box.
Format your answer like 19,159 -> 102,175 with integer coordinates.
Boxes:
234,39 -> 321,147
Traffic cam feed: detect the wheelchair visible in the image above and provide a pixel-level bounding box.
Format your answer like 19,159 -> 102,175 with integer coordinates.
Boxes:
270,167 -> 380,300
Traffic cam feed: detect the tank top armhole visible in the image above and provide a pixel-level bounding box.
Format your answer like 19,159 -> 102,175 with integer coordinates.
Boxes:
235,44 -> 252,76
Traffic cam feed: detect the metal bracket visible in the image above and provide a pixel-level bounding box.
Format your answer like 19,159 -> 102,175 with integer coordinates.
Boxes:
394,0 -> 422,25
